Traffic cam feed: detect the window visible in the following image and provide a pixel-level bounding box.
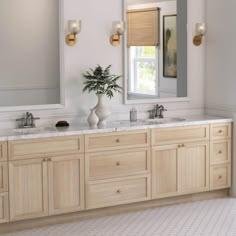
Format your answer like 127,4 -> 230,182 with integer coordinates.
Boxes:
128,46 -> 158,96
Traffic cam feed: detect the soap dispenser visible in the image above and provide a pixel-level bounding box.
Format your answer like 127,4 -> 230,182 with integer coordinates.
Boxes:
130,107 -> 137,122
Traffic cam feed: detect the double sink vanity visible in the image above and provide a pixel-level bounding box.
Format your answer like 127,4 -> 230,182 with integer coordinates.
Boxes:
0,115 -> 233,232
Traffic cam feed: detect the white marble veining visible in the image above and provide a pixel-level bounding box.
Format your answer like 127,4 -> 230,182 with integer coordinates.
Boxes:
0,115 -> 232,141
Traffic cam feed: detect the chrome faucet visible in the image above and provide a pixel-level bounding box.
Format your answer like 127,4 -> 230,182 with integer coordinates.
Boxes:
153,104 -> 167,119
16,112 -> 40,128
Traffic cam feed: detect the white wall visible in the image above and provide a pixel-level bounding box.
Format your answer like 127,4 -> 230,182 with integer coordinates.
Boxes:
205,0 -> 236,196
0,0 -> 206,128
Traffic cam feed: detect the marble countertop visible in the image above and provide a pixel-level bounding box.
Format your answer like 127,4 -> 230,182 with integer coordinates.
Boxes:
0,115 -> 233,141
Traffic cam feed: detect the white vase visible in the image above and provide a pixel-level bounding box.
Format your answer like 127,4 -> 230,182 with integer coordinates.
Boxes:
95,94 -> 111,127
87,108 -> 99,129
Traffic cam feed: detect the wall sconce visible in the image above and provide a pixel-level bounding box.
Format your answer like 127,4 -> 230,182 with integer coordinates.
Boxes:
193,23 -> 206,46
110,21 -> 125,46
66,20 -> 82,46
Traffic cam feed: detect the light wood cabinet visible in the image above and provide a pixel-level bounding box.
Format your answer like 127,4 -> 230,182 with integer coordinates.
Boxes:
152,145 -> 180,199
210,164 -> 231,190
2,122 -> 231,226
87,175 -> 150,210
0,142 -> 7,162
210,123 -> 231,140
86,148 -> 150,181
85,130 -> 150,152
210,123 -> 232,190
9,158 -> 49,221
152,141 -> 209,198
180,142 -> 209,194
0,192 -> 9,224
48,154 -> 84,215
152,125 -> 209,146
210,140 -> 231,165
8,136 -> 84,160
0,162 -> 8,193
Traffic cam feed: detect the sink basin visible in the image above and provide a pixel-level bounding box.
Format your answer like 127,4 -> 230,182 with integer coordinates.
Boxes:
13,127 -> 57,134
147,117 -> 186,124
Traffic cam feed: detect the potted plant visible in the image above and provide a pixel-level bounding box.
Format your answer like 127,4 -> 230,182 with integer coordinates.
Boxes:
83,65 -> 122,127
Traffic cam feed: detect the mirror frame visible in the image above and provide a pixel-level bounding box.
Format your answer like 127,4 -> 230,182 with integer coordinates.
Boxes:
123,0 -> 190,104
0,0 -> 65,112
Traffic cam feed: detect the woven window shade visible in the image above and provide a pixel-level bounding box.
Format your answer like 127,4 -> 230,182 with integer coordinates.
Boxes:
127,8 -> 159,46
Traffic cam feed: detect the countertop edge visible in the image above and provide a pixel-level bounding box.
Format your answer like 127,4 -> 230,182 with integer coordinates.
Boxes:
1,117 -> 233,141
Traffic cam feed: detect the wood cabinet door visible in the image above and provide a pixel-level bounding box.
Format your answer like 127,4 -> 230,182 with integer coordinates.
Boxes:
48,154 -> 85,215
9,158 -> 48,221
0,193 -> 9,224
152,145 -> 180,199
0,162 -> 8,193
180,141 -> 209,194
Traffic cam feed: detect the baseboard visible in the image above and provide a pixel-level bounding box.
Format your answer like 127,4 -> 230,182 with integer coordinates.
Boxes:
0,189 -> 229,234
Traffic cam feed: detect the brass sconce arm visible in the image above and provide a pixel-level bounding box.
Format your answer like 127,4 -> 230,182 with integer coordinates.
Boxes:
66,20 -> 82,46
110,21 -> 125,46
193,23 -> 206,46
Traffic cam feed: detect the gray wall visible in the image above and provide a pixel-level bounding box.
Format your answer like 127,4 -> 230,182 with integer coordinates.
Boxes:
177,0 -> 187,97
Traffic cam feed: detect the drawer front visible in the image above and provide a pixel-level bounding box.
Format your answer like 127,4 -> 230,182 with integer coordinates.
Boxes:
85,130 -> 150,152
210,164 -> 231,190
9,136 -> 84,160
210,140 -> 231,165
86,148 -> 150,180
0,162 -> 8,193
152,125 -> 209,146
0,142 -> 7,162
210,123 -> 231,140
86,175 -> 151,209
0,193 -> 9,224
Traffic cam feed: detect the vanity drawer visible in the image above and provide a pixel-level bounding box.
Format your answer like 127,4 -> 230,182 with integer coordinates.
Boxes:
0,162 -> 8,193
210,140 -> 231,165
152,125 -> 209,146
86,175 -> 151,209
85,130 -> 150,152
0,142 -> 7,162
210,123 -> 231,140
8,136 -> 84,160
0,192 -> 9,224
210,164 -> 231,190
86,148 -> 150,181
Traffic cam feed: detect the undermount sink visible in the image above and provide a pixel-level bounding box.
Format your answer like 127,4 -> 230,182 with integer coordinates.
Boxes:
147,117 -> 186,124
13,127 -> 57,134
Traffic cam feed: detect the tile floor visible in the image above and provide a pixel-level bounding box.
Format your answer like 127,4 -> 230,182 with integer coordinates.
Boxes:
2,198 -> 236,236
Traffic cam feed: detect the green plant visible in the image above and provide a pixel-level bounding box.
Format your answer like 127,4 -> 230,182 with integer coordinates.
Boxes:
82,65 -> 122,99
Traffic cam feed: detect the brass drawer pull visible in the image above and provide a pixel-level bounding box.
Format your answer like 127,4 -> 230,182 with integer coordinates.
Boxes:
116,139 -> 120,143
116,189 -> 121,194
218,130 -> 223,133
116,162 -> 120,166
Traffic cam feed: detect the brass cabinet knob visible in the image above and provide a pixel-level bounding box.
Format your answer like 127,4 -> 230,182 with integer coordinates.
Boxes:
116,139 -> 120,143
178,145 -> 181,148
218,150 -> 222,154
218,130 -> 223,133
218,175 -> 222,179
116,189 -> 121,194
116,162 -> 120,166
182,144 -> 185,147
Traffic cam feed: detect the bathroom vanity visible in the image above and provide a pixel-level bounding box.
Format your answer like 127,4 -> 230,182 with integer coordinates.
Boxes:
0,116 -> 232,233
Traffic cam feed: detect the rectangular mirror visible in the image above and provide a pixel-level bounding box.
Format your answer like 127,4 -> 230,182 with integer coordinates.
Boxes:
0,0 -> 63,109
124,0 -> 188,103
